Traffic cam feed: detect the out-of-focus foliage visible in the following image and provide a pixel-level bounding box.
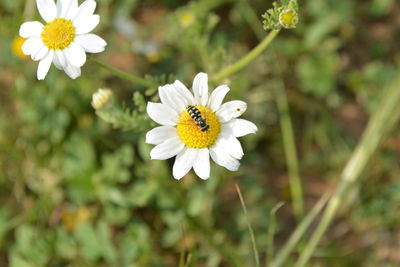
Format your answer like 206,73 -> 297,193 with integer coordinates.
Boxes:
1,0 -> 400,266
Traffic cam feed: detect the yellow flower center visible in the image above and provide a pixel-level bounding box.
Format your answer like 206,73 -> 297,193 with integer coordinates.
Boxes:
41,18 -> 75,50
279,9 -> 298,28
177,105 -> 220,148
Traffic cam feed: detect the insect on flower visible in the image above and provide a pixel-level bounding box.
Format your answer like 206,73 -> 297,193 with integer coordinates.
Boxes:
146,72 -> 258,180
186,105 -> 210,132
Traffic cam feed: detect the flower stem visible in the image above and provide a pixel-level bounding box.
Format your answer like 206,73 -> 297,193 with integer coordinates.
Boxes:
273,75 -> 304,219
295,73 -> 400,267
211,30 -> 280,81
271,194 -> 329,267
238,0 -> 304,219
235,183 -> 260,267
265,202 -> 284,267
91,59 -> 156,88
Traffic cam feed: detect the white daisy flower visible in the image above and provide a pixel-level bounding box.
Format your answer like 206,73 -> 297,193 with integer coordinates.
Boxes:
19,0 -> 107,80
146,72 -> 258,180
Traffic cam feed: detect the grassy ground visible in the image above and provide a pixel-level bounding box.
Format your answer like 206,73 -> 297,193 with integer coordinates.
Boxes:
1,0 -> 400,266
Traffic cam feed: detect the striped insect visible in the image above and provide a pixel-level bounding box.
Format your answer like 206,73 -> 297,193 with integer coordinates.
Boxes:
186,105 -> 210,132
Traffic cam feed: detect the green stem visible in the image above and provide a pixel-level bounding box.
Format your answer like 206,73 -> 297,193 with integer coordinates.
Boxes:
238,0 -> 304,219
211,30 -> 280,81
266,202 -> 284,267
271,194 -> 329,267
274,78 -> 304,218
235,183 -> 260,267
295,73 -> 400,267
91,59 -> 156,88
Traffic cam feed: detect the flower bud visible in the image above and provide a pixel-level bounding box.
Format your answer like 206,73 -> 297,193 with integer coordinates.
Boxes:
279,8 -> 298,29
91,88 -> 113,110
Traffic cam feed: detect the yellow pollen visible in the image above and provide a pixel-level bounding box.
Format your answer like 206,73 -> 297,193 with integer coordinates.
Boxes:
41,18 -> 75,50
177,106 -> 220,148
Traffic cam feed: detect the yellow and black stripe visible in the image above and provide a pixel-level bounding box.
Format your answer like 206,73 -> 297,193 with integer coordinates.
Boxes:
186,105 -> 210,132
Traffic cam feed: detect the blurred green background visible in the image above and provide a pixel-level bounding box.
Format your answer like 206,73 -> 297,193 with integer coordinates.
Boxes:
1,0 -> 400,266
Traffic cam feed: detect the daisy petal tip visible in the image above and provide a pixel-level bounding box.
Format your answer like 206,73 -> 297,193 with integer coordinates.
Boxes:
173,174 -> 184,180
230,119 -> 258,137
198,175 -> 210,180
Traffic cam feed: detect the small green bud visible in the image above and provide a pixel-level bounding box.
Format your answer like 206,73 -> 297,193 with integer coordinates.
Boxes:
262,0 -> 299,30
279,8 -> 298,29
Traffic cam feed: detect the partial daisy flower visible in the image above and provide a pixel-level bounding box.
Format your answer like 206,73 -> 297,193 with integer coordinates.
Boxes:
19,0 -> 107,80
12,36 -> 28,59
146,72 -> 258,180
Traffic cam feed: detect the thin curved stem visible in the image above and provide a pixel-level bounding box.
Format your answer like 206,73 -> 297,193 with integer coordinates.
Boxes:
91,59 -> 156,88
211,30 -> 280,82
236,183 -> 260,267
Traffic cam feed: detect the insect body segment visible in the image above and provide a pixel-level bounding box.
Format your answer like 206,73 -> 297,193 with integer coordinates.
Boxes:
187,105 -> 210,132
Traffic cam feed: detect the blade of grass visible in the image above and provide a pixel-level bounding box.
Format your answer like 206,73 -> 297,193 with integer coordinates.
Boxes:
235,183 -> 260,267
179,223 -> 187,267
273,74 -> 304,219
295,73 -> 400,267
271,194 -> 329,267
266,202 -> 284,267
184,253 -> 192,267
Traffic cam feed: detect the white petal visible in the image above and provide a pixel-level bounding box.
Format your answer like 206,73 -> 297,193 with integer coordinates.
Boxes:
64,42 -> 86,67
158,84 -> 186,114
52,53 -> 63,69
58,0 -> 78,19
216,100 -> 247,123
193,148 -> 210,180
173,80 -> 194,106
150,136 -> 184,160
56,0 -> 66,16
63,63 -> 81,79
215,131 -> 244,160
22,37 -> 43,56
192,72 -> 209,106
55,49 -> 67,68
146,102 -> 178,126
208,85 -> 230,111
146,126 -> 177,145
19,21 -> 44,38
74,14 -> 99,34
73,0 -> 96,23
37,50 -> 54,80
173,148 -> 198,180
36,0 -> 57,22
210,143 -> 240,171
32,45 -> 49,61
227,119 -> 258,137
74,34 -> 106,53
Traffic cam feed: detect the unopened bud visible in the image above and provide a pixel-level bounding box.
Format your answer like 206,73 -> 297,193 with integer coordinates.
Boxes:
279,8 -> 298,29
92,88 -> 113,110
